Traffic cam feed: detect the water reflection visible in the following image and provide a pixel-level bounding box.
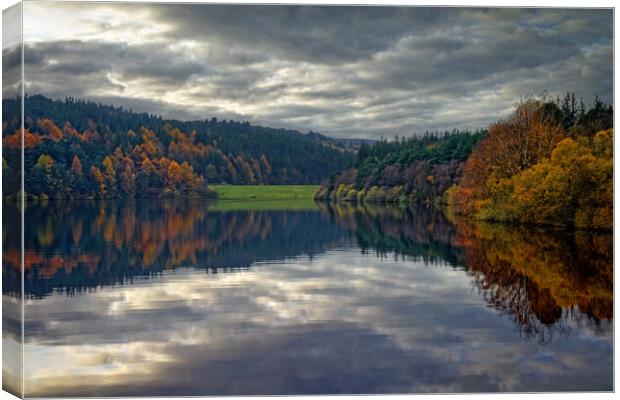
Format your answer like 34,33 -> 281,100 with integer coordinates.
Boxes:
1,200 -> 613,395
320,202 -> 613,343
4,200 -> 349,297
454,219 -> 612,343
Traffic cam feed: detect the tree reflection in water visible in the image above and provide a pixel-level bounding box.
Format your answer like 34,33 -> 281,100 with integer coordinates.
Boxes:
454,219 -> 612,343
3,199 -> 612,344
3,200 -> 350,297
321,202 -> 612,344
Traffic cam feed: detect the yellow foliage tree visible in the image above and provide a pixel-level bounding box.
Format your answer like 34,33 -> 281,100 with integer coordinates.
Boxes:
481,129 -> 612,229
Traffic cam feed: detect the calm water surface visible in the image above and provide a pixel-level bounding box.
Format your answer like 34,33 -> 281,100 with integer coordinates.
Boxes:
2,200 -> 613,396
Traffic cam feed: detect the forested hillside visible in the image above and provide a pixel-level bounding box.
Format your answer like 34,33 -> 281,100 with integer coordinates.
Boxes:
314,130 -> 485,204
2,95 -> 354,199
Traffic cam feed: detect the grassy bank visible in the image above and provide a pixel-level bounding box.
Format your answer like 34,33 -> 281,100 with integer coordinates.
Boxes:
209,185 -> 319,201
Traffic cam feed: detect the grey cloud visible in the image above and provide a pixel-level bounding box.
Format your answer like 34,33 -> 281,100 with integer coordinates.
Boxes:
2,45 -> 21,98
351,28 -> 600,92
205,46 -> 271,67
149,6 -> 612,65
24,40 -> 206,83
16,5 -> 614,139
151,5 -> 447,64
295,88 -> 360,101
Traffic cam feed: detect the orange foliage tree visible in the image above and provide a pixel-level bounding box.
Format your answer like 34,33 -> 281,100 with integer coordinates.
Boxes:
38,118 -> 64,142
447,99 -> 612,229
447,99 -> 565,215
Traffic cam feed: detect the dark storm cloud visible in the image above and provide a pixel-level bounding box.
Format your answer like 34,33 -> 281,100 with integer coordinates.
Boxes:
20,4 -> 613,139
2,45 -> 21,97
152,5 -> 450,64
353,32 -> 578,91
150,6 -> 611,65
24,40 -> 206,85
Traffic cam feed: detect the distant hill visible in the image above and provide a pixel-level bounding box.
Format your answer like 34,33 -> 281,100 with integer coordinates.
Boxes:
307,131 -> 377,149
2,95 -> 356,198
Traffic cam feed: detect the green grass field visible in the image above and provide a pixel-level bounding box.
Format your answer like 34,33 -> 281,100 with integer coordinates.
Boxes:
210,185 -> 319,201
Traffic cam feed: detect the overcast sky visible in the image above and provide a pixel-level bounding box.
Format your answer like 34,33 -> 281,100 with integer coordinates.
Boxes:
4,3 -> 614,139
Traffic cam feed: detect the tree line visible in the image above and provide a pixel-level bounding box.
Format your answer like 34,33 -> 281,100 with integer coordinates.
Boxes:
314,129 -> 485,204
316,92 -> 613,230
2,95 -> 354,199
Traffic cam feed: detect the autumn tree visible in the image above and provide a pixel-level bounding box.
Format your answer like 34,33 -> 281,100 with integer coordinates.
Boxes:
3,128 -> 42,149
259,154 -> 272,183
120,157 -> 136,197
102,156 -> 117,198
31,154 -> 62,198
70,155 -> 83,179
38,118 -> 64,142
490,129 -> 613,229
251,158 -> 263,184
67,155 -> 85,195
136,157 -> 159,196
63,122 -> 85,141
447,97 -> 612,229
234,155 -> 256,184
90,166 -> 106,197
111,147 -> 126,176
447,99 -> 565,215
225,158 -> 238,184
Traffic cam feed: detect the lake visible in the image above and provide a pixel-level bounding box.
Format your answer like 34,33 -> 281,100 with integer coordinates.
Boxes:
2,200 -> 613,396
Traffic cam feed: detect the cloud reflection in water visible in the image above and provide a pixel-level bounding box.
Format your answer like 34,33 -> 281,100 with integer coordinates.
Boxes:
1,200 -> 612,395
